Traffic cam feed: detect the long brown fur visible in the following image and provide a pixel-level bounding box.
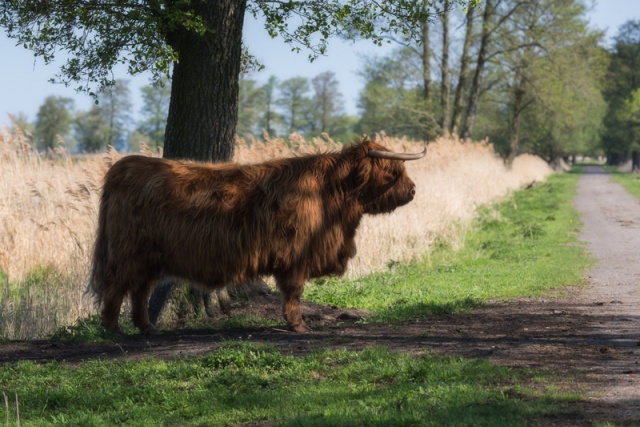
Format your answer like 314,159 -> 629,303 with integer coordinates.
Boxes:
88,137 -> 418,333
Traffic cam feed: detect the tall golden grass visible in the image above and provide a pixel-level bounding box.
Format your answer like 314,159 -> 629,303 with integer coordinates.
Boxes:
0,127 -> 552,339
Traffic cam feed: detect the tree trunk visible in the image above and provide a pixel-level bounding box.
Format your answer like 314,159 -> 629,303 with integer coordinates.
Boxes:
450,5 -> 475,134
417,4 -> 438,140
439,1 -> 451,133
149,0 -> 247,326
163,0 -> 247,162
460,0 -> 493,141
505,80 -> 526,167
421,6 -> 432,108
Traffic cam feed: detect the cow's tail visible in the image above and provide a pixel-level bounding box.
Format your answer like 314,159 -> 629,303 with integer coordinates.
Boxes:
87,186 -> 110,306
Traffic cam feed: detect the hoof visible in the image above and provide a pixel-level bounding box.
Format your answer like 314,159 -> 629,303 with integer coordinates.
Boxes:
290,323 -> 312,333
140,324 -> 158,335
103,323 -> 123,336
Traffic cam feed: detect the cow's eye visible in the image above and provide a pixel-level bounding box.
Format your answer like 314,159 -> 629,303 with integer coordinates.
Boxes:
380,171 -> 394,183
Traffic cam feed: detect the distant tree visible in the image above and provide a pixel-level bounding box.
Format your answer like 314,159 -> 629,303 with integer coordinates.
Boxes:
237,77 -> 263,138
34,96 -> 74,151
257,75 -> 281,138
460,0 -> 495,140
138,77 -> 171,150
616,88 -> 640,169
328,114 -> 360,142
367,1 -> 467,138
497,0 -> 604,165
420,3 -> 434,110
601,20 -> 640,165
450,5 -> 475,133
100,80 -> 132,150
278,77 -> 312,133
74,106 -> 108,152
128,130 -> 155,153
439,0 -> 451,132
311,71 -> 344,134
357,49 -> 437,140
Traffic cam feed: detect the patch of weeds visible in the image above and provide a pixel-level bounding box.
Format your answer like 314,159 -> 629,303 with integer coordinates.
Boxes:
21,264 -> 64,288
513,219 -> 545,239
50,315 -> 135,342
1,265 -> 89,340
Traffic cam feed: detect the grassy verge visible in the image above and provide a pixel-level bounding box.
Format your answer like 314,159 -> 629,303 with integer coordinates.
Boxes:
306,171 -> 591,322
1,342 -> 580,426
603,166 -> 640,198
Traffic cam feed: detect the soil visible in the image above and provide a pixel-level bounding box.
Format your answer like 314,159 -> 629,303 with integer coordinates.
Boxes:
1,165 -> 639,425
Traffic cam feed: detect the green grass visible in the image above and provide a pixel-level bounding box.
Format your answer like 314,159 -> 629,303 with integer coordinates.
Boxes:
306,172 -> 592,322
0,342 -> 581,426
48,314 -> 284,343
603,166 -> 640,198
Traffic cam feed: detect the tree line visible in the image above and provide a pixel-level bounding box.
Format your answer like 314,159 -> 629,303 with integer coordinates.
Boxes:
18,71 -> 356,153
6,1 -> 640,168
351,0 -> 607,165
16,78 -> 170,153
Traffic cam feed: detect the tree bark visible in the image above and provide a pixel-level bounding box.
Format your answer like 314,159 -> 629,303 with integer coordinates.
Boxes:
460,0 -> 493,141
505,77 -> 526,167
439,1 -> 451,133
450,5 -> 475,134
421,6 -> 432,108
163,0 -> 247,162
417,4 -> 439,140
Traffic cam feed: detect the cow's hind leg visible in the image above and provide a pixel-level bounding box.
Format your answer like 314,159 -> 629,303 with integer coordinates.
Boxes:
276,273 -> 311,333
102,290 -> 125,334
131,281 -> 157,334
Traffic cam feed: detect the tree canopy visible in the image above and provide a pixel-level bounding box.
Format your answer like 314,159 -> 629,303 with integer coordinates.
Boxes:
34,96 -> 74,151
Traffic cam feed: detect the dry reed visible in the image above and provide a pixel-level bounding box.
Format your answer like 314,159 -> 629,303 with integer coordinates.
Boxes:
0,127 -> 552,339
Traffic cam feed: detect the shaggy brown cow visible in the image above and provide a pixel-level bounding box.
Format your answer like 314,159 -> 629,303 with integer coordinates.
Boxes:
89,137 -> 425,334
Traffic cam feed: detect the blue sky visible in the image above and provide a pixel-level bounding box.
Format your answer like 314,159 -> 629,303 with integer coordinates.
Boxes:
0,0 -> 638,128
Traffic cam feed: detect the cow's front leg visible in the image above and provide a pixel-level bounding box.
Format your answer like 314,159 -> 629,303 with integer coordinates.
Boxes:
275,273 -> 311,332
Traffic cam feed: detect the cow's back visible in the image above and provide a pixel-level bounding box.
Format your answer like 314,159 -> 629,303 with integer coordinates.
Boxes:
101,153 -> 358,286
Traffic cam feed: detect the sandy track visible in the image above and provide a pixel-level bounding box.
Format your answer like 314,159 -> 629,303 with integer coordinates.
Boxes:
573,166 -> 640,421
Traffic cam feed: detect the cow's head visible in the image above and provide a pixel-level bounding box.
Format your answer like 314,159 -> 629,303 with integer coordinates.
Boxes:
345,138 -> 426,214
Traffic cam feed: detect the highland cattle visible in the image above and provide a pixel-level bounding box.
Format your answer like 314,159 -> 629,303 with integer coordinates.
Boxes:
89,137 -> 426,333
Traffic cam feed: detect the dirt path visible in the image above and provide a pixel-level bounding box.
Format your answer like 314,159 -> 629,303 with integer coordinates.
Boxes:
572,165 -> 640,420
1,166 -> 640,425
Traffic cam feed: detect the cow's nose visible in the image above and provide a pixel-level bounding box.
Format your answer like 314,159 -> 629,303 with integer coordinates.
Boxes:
410,186 -> 416,197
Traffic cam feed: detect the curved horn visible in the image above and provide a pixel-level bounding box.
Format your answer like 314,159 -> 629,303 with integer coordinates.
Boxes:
367,147 -> 427,161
